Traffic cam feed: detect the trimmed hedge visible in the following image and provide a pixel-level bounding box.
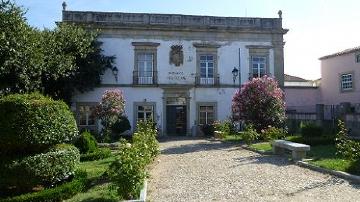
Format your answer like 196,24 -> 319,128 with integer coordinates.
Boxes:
75,130 -> 97,154
0,144 -> 80,192
0,170 -> 87,202
80,148 -> 112,162
0,93 -> 78,155
300,122 -> 323,138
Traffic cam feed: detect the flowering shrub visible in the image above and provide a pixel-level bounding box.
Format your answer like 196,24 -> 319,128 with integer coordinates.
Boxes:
132,121 -> 160,163
241,124 -> 259,145
336,120 -> 360,160
108,121 -> 159,200
232,76 -> 285,132
94,89 -> 125,142
260,126 -> 287,141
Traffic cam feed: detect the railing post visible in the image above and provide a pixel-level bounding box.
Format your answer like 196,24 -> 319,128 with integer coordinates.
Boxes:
316,104 -> 324,127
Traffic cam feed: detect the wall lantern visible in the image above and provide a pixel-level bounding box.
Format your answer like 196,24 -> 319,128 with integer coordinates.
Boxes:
112,66 -> 119,82
231,67 -> 239,86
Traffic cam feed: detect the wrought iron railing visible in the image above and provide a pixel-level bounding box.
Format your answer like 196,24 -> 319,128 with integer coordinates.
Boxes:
133,71 -> 158,85
195,75 -> 220,86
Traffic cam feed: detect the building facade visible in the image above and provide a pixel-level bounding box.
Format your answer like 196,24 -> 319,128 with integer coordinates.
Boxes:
63,9 -> 288,136
319,47 -> 360,105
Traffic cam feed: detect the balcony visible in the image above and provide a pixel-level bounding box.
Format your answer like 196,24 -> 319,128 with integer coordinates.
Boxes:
195,75 -> 220,86
133,71 -> 158,85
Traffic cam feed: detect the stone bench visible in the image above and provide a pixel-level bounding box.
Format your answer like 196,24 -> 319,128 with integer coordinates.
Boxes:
271,140 -> 310,161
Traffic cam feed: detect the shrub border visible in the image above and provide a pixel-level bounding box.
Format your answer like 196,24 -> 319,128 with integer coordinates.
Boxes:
0,171 -> 87,202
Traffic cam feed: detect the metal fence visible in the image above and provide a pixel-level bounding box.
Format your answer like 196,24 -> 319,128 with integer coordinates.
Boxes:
286,104 -> 360,138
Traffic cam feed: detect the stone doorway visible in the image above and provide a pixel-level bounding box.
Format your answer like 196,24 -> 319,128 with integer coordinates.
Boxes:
166,105 -> 187,136
162,88 -> 190,136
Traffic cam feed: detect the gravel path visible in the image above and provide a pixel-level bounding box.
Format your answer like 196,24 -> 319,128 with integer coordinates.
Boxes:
147,138 -> 360,202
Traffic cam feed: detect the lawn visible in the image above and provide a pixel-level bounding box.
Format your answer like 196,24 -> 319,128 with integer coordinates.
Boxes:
246,141 -> 359,176
65,156 -> 118,202
307,144 -> 359,175
249,142 -> 272,152
222,133 -> 243,143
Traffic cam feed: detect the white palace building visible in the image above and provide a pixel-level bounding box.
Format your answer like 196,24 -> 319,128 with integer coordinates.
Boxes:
63,7 -> 288,136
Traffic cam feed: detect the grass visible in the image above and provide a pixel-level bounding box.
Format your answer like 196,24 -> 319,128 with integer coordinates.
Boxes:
244,139 -> 360,176
222,133 -> 243,143
307,144 -> 360,175
249,142 -> 272,152
65,156 -> 118,202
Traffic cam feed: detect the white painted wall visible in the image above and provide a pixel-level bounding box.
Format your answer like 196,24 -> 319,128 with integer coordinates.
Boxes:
98,37 -> 274,85
72,36 -> 276,135
73,87 -> 163,131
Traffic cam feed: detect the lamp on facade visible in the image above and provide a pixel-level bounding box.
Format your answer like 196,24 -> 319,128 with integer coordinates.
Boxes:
231,67 -> 239,86
112,66 -> 119,82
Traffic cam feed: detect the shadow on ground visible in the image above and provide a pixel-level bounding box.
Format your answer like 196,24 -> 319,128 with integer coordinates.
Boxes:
160,138 -> 241,155
286,177 -> 347,196
231,154 -> 291,168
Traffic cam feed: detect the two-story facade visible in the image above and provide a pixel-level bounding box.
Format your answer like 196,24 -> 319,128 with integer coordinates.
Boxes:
62,9 -> 288,136
319,46 -> 360,105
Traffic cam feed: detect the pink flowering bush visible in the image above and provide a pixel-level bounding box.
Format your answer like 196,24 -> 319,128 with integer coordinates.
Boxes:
94,89 -> 125,142
232,76 -> 285,132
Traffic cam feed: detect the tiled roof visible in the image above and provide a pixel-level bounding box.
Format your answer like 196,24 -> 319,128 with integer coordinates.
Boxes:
319,46 -> 360,60
284,74 -> 308,82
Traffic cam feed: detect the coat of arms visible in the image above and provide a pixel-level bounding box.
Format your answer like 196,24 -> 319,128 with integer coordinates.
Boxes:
170,45 -> 183,67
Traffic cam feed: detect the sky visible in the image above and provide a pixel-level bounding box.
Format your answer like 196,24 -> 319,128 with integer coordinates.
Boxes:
15,0 -> 360,80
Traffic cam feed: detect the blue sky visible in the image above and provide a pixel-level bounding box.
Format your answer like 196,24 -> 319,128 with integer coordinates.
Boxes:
15,0 -> 360,80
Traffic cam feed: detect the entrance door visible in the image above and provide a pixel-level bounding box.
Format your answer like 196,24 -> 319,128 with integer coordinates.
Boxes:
166,105 -> 187,135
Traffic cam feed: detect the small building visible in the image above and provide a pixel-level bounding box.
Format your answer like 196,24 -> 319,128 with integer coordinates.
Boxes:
62,9 -> 288,136
284,74 -> 320,112
319,46 -> 360,105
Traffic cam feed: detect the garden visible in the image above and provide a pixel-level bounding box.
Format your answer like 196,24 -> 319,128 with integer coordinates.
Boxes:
0,90 -> 159,202
0,1 -> 160,201
212,76 -> 360,177
0,91 -> 159,202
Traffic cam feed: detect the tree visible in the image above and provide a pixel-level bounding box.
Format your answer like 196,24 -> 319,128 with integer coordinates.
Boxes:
94,89 -> 125,142
0,1 -> 115,104
232,76 -> 285,132
41,25 -> 114,103
0,0 -> 44,93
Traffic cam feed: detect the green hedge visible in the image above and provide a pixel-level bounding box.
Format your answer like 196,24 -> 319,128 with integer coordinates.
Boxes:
300,122 -> 323,138
0,93 -> 78,155
0,144 -> 80,192
80,148 -> 112,162
75,130 -> 97,154
286,135 -> 334,146
0,170 -> 87,202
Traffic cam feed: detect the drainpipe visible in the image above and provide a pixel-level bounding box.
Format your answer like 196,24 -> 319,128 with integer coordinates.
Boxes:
238,48 -> 241,87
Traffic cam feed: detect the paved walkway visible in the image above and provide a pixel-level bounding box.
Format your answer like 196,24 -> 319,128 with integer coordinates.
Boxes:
147,138 -> 360,202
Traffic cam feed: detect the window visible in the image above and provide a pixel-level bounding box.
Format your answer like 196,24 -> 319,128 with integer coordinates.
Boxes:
194,43 -> 220,85
197,103 -> 217,125
78,105 -> 96,126
341,73 -> 353,91
132,42 -> 159,85
199,55 -> 214,84
137,53 -> 153,84
137,105 -> 154,122
252,56 -> 266,78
